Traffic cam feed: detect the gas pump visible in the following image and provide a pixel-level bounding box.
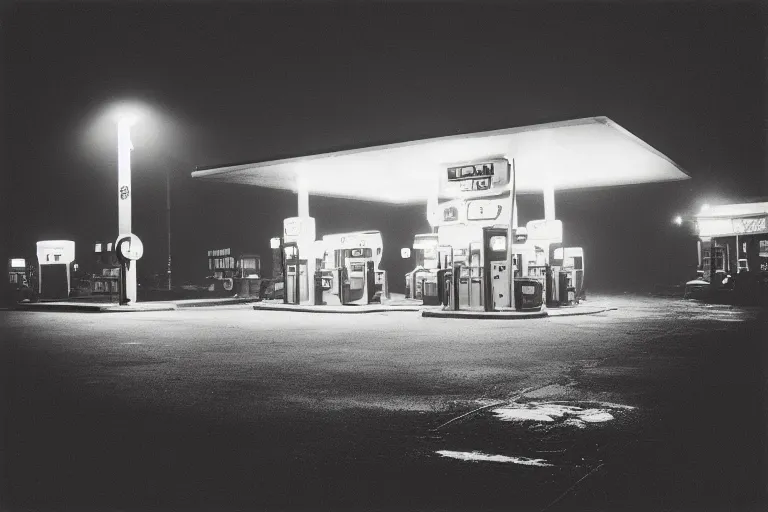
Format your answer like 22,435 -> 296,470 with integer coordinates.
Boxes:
561,247 -> 585,300
547,243 -> 564,307
283,242 -> 306,305
548,245 -> 583,306
468,242 -> 484,309
318,231 -> 384,305
482,226 -> 510,311
345,248 -> 370,304
8,258 -> 33,302
282,217 -> 317,305
405,233 -> 439,300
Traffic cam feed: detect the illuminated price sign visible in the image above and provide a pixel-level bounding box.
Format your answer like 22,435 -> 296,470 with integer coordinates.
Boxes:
447,163 -> 495,181
440,159 -> 510,199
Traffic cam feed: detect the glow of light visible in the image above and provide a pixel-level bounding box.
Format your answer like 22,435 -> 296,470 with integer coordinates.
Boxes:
673,215 -> 683,225
270,237 -> 282,249
10,258 -> 25,268
701,204 -> 711,212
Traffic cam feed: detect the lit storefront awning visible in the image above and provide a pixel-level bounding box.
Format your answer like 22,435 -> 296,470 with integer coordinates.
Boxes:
695,202 -> 768,238
192,116 -> 689,204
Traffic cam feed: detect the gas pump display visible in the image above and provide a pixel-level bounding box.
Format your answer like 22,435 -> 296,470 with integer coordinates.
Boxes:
483,227 -> 510,311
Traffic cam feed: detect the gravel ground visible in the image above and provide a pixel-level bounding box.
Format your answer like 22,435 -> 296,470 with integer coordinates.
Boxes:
1,294 -> 766,512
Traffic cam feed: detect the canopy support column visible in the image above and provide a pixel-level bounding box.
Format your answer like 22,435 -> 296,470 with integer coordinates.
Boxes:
544,184 -> 555,221
298,182 -> 309,219
296,180 -> 316,304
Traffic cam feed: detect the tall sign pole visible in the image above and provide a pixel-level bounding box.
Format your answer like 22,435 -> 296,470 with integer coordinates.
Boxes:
117,118 -> 137,303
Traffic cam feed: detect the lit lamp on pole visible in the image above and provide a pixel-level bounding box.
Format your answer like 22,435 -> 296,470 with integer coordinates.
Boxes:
116,112 -> 138,303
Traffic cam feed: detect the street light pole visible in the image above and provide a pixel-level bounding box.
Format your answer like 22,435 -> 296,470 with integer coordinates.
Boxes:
167,169 -> 172,291
117,117 -> 137,303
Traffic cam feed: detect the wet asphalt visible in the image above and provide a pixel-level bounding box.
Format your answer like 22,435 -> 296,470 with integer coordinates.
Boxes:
1,294 -> 766,512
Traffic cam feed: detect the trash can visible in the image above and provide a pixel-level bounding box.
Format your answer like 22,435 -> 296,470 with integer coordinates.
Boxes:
514,277 -> 543,311
566,286 -> 576,305
422,278 -> 440,306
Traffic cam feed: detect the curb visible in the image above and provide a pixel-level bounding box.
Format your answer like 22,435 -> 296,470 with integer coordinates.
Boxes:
14,303 -> 178,313
253,305 -> 422,314
547,307 -> 618,317
421,306 -> 618,320
422,310 -> 548,320
13,298 -> 256,313
176,298 -> 258,308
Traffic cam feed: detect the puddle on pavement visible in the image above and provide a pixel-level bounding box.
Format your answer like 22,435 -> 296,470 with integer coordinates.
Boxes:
436,450 -> 553,467
491,401 -> 634,425
432,400 -> 637,468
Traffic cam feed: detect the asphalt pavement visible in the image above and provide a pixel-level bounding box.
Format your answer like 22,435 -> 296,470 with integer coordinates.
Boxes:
1,294 -> 766,512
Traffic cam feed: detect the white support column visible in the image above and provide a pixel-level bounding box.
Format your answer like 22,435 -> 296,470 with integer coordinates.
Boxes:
507,158 -> 516,307
297,181 -> 309,219
543,184 -> 555,221
512,198 -> 518,229
296,180 -> 315,304
117,119 -> 137,303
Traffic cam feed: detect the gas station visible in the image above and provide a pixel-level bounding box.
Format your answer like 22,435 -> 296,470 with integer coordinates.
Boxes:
192,116 -> 689,315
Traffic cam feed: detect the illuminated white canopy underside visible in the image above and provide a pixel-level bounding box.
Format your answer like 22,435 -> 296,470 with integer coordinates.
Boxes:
192,117 -> 689,204
695,202 -> 768,219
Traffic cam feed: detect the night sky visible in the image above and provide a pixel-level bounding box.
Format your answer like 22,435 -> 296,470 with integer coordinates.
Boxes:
2,1 -> 766,292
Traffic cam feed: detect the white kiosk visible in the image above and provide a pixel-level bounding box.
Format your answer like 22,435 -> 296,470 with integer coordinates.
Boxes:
36,240 -> 75,300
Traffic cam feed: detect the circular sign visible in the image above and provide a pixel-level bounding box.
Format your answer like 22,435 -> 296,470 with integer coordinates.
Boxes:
115,233 -> 144,261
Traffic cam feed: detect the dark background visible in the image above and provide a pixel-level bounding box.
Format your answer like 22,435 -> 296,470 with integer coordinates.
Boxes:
2,1 -> 766,293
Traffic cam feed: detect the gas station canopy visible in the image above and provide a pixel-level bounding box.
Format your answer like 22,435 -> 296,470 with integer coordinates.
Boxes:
192,117 -> 689,204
